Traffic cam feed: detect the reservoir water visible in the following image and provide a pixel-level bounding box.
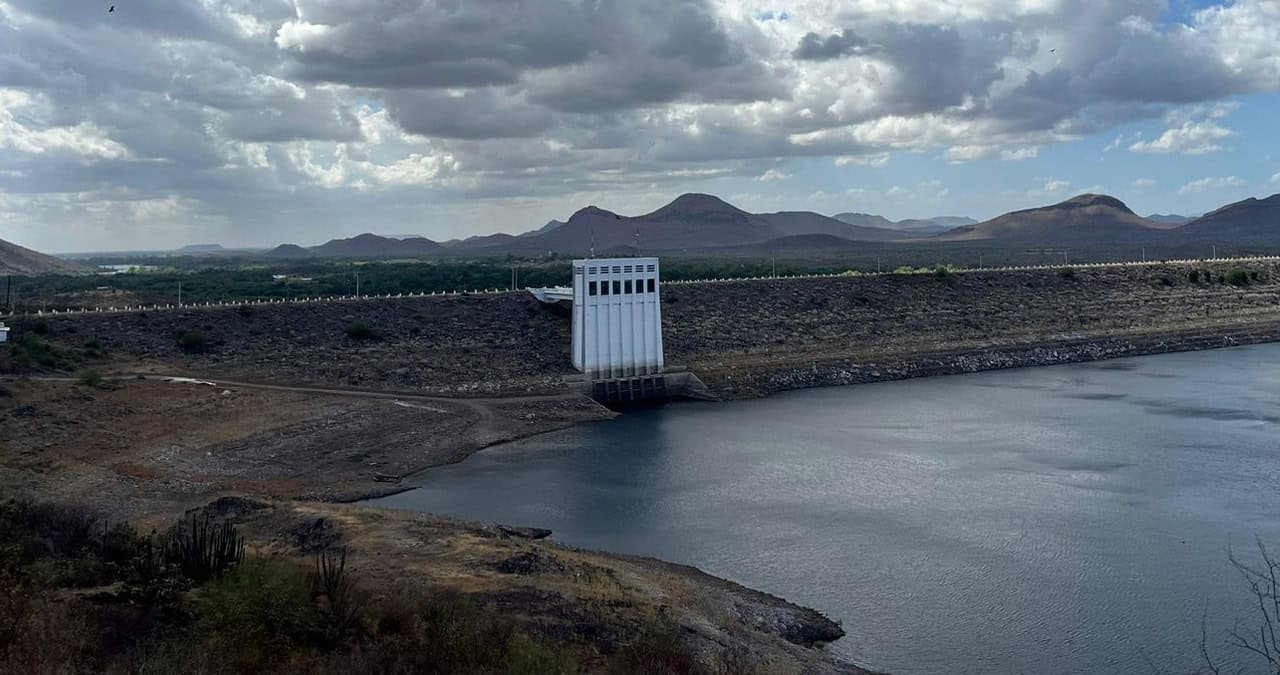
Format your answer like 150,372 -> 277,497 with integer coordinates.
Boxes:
371,344 -> 1280,674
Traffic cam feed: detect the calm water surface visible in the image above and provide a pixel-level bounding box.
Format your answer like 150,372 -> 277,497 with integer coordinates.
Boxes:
372,344 -> 1280,674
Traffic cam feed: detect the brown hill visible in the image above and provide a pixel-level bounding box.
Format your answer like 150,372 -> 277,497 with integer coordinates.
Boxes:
310,233 -> 443,258
1176,194 -> 1280,244
1146,214 -> 1193,226
263,244 -> 315,259
0,238 -> 82,275
935,194 -> 1170,243
833,212 -> 957,235
515,193 -> 906,252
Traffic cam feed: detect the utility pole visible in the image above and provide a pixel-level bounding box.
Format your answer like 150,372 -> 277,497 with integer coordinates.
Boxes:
511,265 -> 519,291
1141,247 -> 1146,263
979,253 -> 983,268
771,258 -> 776,278
354,271 -> 361,297
177,281 -> 182,307
876,256 -> 882,274
1212,245 -> 1217,260
1063,250 -> 1068,266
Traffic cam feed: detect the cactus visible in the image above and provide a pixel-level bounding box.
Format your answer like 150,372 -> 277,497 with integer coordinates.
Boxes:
164,515 -> 245,583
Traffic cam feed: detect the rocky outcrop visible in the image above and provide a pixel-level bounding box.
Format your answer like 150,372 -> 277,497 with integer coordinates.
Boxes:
708,326 -> 1280,399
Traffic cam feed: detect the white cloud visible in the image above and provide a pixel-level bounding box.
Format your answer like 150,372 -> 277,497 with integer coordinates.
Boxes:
1128,120 -> 1234,155
834,153 -> 890,168
6,0 -> 1280,250
1041,179 -> 1071,194
754,168 -> 790,182
1000,146 -> 1039,161
1026,178 -> 1071,198
1271,172 -> 1280,185
944,145 -> 998,163
1179,176 -> 1246,194
1196,0 -> 1280,90
1131,178 -> 1156,189
0,90 -> 129,160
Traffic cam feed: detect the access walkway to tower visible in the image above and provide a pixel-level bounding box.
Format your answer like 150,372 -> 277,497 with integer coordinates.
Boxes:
530,257 -> 702,403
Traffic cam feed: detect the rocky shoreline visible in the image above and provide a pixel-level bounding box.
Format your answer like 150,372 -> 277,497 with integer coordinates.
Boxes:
701,320 -> 1280,399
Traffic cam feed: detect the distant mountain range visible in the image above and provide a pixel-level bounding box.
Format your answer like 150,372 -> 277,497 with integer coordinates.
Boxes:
266,233 -> 443,259
176,243 -> 226,253
8,191 -> 1277,275
254,191 -> 1279,258
449,193 -> 912,254
832,213 -> 974,235
933,193 -> 1278,246
1145,214 -> 1194,226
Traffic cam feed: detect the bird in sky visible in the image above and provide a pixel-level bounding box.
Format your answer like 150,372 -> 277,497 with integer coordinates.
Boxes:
108,5 -> 115,12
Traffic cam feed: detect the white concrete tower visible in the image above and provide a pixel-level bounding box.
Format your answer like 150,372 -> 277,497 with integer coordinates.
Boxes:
571,257 -> 664,380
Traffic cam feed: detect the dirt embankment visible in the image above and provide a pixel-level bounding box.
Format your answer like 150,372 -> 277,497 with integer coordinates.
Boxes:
17,260 -> 1280,400
660,261 -> 1280,397
0,378 -> 612,515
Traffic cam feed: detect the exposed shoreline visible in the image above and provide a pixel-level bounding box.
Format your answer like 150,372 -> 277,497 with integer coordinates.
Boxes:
697,319 -> 1280,400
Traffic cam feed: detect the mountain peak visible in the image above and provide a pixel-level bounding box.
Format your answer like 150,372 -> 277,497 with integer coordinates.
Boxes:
1055,194 -> 1133,213
568,205 -> 621,221
645,193 -> 747,218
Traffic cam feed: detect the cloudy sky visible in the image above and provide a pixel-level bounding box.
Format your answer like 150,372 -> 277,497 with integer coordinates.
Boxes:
2,0 -> 1279,252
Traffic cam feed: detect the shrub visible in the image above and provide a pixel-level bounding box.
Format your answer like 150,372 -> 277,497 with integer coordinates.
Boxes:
10,333 -> 79,371
82,338 -> 106,359
1058,267 -> 1076,279
345,322 -> 376,340
30,319 -> 49,336
1188,269 -> 1201,283
174,330 -> 207,353
1226,269 -> 1251,287
609,624 -> 704,675
503,634 -> 578,675
163,515 -> 244,583
78,370 -> 104,389
22,502 -> 101,559
198,557 -> 320,672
